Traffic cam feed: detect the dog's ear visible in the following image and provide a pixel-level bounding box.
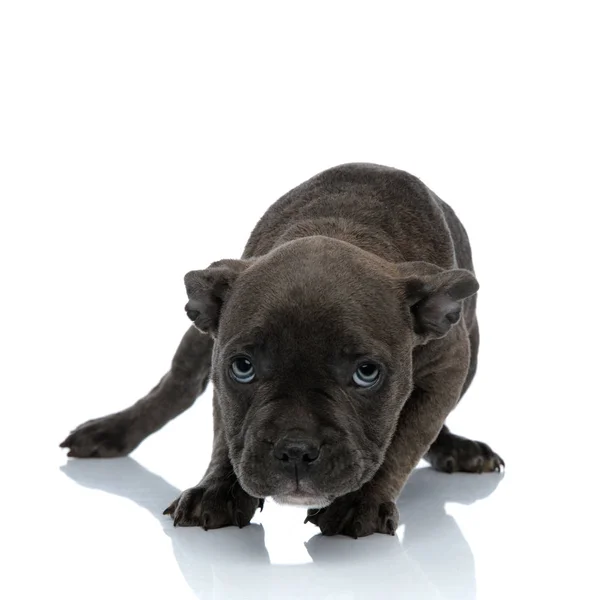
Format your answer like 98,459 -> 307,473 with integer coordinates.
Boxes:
399,262 -> 479,342
183,259 -> 251,335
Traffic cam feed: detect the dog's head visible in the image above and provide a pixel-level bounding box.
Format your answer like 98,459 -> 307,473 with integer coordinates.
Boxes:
184,236 -> 477,506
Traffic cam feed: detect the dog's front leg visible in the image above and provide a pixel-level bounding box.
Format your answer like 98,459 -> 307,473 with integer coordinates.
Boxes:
163,394 -> 263,529
306,359 -> 467,538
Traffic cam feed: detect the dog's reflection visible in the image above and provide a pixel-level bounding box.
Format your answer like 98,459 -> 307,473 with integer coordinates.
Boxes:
61,458 -> 502,600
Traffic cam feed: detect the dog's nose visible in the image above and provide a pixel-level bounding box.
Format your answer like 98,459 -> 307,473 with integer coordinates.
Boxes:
273,438 -> 320,464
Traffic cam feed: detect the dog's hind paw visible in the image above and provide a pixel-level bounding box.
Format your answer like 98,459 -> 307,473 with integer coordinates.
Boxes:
427,432 -> 505,474
59,411 -> 139,458
163,479 -> 261,530
305,491 -> 399,538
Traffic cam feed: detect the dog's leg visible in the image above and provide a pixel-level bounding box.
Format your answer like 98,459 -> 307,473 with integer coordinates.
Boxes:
425,318 -> 503,473
60,326 -> 213,457
306,348 -> 494,538
425,426 -> 504,473
162,396 -> 262,529
459,316 -> 479,399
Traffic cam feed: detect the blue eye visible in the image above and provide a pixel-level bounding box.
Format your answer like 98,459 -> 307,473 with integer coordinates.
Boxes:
352,363 -> 380,388
230,357 -> 255,383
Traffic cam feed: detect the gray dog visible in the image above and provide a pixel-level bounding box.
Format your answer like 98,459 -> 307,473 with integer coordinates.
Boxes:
60,163 -> 504,538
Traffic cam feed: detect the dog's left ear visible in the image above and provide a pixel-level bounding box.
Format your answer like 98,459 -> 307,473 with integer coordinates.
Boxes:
399,262 -> 479,341
183,259 -> 251,335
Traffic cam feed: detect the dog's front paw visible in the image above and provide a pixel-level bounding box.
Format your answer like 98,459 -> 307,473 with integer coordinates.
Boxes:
59,412 -> 139,457
163,479 -> 262,530
305,491 -> 399,538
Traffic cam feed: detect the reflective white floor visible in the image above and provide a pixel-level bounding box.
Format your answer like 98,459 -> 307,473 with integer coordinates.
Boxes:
58,455 -> 503,600
57,457 -> 498,599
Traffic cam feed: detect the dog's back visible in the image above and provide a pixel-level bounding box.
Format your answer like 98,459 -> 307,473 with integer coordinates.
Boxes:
243,163 -> 468,273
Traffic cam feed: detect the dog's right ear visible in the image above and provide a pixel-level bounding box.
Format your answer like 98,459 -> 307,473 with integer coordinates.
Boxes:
183,259 -> 251,335
397,261 -> 479,344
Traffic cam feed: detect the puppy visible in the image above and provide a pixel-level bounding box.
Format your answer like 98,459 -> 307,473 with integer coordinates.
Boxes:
60,163 -> 504,537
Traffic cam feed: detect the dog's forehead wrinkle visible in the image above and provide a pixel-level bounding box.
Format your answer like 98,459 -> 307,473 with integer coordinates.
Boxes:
219,326 -> 267,354
221,261 -> 401,353
243,237 -> 395,293
220,313 -> 395,374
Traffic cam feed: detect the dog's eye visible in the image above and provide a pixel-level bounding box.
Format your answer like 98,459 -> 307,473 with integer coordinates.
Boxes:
230,357 -> 256,383
352,363 -> 380,388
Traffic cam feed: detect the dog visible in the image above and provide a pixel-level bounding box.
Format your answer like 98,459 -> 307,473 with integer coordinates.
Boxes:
60,163 -> 504,538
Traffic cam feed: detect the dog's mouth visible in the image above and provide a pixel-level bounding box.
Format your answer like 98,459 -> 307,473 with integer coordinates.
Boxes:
238,463 -> 362,508
271,492 -> 332,508
241,470 -> 334,506
270,479 -> 334,508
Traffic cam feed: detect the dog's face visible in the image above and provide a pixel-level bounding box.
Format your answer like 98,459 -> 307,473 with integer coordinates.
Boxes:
185,236 -> 477,506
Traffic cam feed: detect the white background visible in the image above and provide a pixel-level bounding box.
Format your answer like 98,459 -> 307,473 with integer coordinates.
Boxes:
1,2 -> 598,599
